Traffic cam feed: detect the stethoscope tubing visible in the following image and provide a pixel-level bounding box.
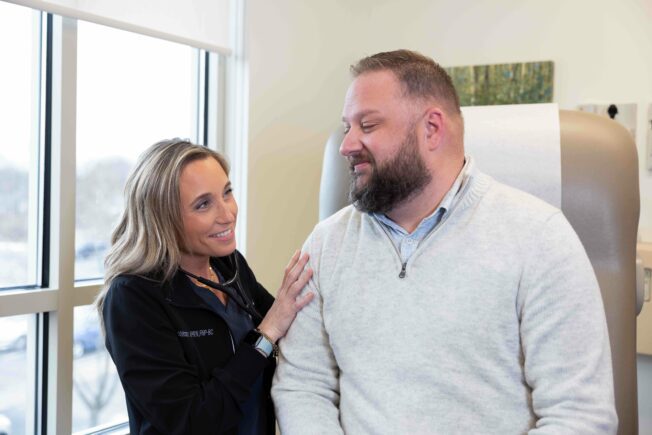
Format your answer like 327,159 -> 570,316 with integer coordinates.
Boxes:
180,254 -> 263,322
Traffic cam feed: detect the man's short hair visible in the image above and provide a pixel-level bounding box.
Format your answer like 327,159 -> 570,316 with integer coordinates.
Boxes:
351,49 -> 461,116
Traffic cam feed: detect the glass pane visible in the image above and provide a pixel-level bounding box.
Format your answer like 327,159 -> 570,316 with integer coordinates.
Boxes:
72,306 -> 127,432
76,21 -> 196,281
0,3 -> 40,289
0,314 -> 32,435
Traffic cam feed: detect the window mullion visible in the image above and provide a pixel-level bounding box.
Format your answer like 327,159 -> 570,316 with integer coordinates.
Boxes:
46,14 -> 77,435
205,51 -> 225,153
27,8 -> 43,289
224,0 -> 247,255
72,282 -> 103,306
191,48 -> 203,145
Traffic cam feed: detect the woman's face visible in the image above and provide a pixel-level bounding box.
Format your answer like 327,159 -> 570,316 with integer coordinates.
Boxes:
178,157 -> 237,264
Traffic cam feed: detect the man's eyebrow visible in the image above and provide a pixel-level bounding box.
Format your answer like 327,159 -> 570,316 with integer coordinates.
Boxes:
341,110 -> 381,122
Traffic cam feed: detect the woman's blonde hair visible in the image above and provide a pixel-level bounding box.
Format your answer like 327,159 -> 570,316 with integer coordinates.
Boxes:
95,138 -> 229,326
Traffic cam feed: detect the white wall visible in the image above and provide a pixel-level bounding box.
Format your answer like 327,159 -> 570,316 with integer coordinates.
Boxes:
246,1 -> 356,286
245,0 -> 652,431
246,0 -> 652,281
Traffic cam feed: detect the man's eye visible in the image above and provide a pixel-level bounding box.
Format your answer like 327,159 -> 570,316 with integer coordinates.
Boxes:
361,123 -> 376,132
343,125 -> 351,134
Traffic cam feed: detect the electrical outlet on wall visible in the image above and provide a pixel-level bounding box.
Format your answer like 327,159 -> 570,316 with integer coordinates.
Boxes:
578,103 -> 638,140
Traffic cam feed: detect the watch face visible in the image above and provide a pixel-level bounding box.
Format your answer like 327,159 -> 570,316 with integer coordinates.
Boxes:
244,329 -> 262,346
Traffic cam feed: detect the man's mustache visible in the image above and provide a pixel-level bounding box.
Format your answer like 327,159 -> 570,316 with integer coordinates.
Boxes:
348,154 -> 374,172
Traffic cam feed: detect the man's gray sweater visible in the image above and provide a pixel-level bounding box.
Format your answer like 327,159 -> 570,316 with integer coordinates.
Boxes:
272,167 -> 617,434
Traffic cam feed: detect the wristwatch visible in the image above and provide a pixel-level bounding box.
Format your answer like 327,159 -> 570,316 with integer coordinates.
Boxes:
244,328 -> 278,358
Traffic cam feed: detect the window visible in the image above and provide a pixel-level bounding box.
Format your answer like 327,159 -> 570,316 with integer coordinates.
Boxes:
75,21 -> 196,281
72,306 -> 126,433
0,2 -> 41,289
0,314 -> 35,435
0,3 -> 235,432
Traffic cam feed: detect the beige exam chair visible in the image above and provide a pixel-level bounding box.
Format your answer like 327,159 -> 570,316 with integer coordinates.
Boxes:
319,107 -> 640,434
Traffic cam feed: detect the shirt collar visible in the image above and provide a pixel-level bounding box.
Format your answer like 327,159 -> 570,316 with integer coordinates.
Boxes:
372,156 -> 473,233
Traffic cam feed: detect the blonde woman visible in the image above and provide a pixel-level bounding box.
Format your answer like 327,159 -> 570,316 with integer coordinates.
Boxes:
96,139 -> 313,435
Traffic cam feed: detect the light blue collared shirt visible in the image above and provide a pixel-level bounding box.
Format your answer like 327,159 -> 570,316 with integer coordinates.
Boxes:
373,158 -> 471,264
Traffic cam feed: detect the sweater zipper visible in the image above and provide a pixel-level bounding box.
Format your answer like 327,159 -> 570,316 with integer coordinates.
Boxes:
375,220 -> 409,279
373,175 -> 475,280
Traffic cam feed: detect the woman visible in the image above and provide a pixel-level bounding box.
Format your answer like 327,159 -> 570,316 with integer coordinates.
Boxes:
95,139 -> 313,434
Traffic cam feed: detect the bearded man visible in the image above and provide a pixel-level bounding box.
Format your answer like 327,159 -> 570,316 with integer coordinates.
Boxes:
272,49 -> 617,434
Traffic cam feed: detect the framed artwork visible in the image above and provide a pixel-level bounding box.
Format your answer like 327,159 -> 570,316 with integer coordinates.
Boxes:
445,61 -> 554,106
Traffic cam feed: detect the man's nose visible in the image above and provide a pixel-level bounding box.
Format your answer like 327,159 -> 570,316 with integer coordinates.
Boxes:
339,128 -> 361,157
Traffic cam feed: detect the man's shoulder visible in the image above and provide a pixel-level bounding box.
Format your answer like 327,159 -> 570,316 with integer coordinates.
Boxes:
302,204 -> 373,260
481,174 -> 561,220
312,204 -> 367,235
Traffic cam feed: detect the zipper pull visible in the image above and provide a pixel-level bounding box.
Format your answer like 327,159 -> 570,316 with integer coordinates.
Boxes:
399,263 -> 407,278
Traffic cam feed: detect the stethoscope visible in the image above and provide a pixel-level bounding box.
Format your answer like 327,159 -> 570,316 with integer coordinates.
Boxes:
180,253 -> 263,322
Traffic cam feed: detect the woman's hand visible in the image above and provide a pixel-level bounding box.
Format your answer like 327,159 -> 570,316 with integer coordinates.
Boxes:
257,250 -> 314,342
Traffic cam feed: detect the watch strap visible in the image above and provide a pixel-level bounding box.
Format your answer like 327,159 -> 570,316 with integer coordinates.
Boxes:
244,328 -> 278,358
255,328 -> 279,358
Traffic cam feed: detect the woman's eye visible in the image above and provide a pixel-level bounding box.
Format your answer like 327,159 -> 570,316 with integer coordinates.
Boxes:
195,200 -> 210,210
224,188 -> 233,197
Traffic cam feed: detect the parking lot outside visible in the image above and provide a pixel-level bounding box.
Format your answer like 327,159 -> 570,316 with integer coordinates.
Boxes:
0,250 -> 128,434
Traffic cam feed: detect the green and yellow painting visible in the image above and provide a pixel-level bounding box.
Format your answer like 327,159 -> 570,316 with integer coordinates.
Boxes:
445,61 -> 554,106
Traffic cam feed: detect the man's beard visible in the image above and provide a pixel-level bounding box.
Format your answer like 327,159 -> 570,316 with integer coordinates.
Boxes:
349,128 -> 432,214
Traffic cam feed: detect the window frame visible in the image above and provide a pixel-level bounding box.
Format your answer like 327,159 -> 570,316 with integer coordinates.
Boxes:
0,1 -> 244,432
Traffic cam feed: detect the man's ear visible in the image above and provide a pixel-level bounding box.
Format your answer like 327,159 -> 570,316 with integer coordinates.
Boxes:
424,106 -> 445,151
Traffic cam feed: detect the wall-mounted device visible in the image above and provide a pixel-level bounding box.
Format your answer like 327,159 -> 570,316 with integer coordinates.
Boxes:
578,103 -> 637,140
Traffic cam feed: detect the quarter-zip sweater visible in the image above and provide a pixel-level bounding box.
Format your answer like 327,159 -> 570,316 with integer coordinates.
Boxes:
273,166 -> 617,434
103,250 -> 276,435
374,157 -> 470,273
